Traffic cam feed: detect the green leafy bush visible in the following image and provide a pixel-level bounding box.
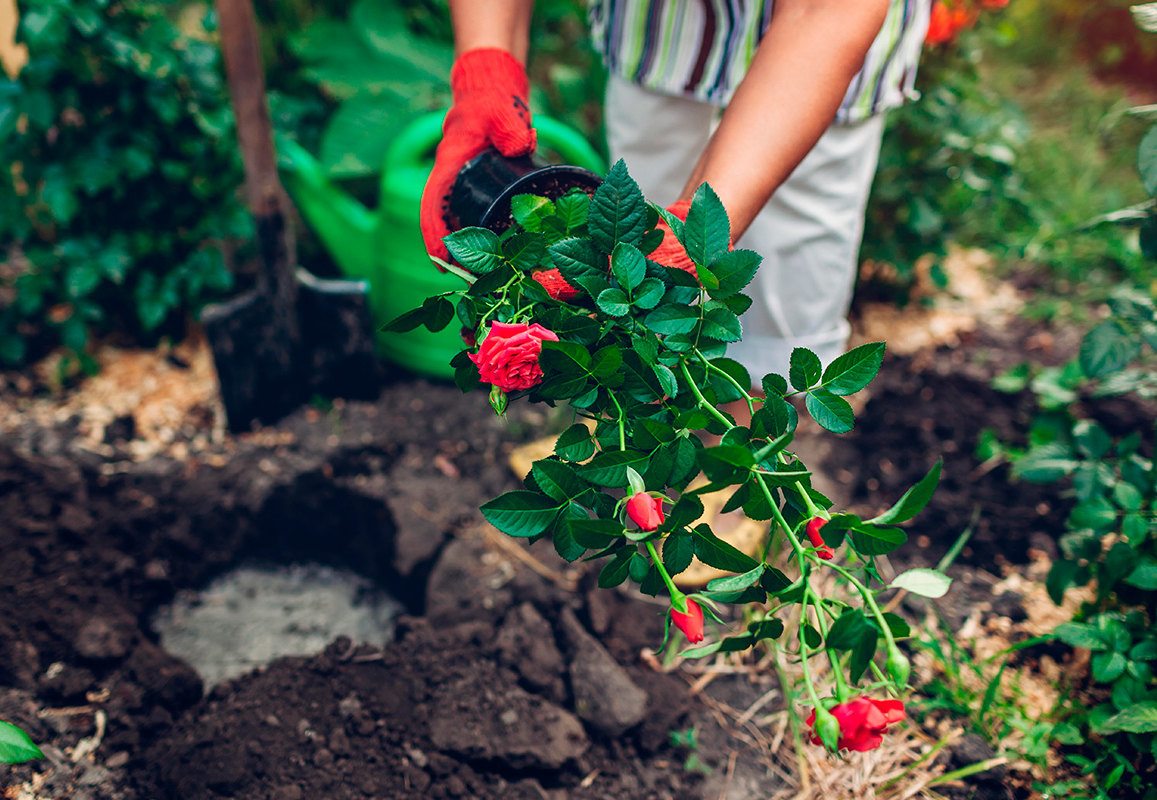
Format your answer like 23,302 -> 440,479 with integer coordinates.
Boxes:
0,0 -> 249,369
992,290 -> 1157,797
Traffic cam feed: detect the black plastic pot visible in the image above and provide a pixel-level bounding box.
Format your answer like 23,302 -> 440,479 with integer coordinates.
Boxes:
447,148 -> 603,234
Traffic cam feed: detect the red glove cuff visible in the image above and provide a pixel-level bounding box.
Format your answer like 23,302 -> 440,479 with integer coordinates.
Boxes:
450,47 -> 530,98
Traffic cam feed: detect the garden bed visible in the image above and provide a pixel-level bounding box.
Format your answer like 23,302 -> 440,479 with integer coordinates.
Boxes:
0,274 -> 1135,800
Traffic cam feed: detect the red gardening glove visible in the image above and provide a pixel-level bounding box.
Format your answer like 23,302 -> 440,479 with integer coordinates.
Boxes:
420,48 -> 537,263
649,199 -> 696,275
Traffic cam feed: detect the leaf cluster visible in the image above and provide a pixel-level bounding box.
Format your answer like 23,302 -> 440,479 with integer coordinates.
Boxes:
992,288 -> 1157,796
1,0 -> 255,370
389,159 -> 943,687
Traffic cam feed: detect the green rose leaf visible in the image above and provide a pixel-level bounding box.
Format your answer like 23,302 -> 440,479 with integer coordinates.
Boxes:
867,460 -> 942,525
821,342 -> 885,396
805,388 -> 854,434
889,568 -> 952,598
1054,621 -> 1108,651
549,237 -> 606,279
789,348 -> 822,391
849,525 -> 907,556
611,242 -> 646,292
580,449 -> 650,487
556,424 -> 596,462
825,609 -> 873,651
663,531 -> 695,575
598,547 -> 634,588
632,277 -> 665,310
682,183 -> 730,266
589,160 -> 647,253
510,194 -> 555,232
691,523 -> 760,573
707,248 -> 761,298
568,518 -> 623,549
705,564 -> 765,593
481,491 -> 563,538
645,304 -> 699,335
443,227 -> 503,274
597,287 -> 631,317
531,459 -> 588,503
1139,123 -> 1157,198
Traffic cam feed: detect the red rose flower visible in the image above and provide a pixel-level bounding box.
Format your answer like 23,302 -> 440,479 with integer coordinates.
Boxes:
806,697 -> 906,752
626,492 -> 664,531
805,517 -> 834,560
670,598 -> 704,644
469,321 -> 559,392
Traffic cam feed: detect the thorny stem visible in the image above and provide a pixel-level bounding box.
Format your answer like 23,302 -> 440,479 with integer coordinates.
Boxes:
808,587 -> 850,703
697,349 -> 757,418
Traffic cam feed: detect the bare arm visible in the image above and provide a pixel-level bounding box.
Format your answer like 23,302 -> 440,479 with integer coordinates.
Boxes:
681,0 -> 890,240
449,0 -> 535,62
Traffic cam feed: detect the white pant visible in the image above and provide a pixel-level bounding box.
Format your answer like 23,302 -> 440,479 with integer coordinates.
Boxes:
604,73 -> 886,381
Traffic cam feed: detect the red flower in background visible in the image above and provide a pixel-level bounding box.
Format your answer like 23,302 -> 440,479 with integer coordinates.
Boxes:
926,0 -> 988,45
806,697 -> 906,752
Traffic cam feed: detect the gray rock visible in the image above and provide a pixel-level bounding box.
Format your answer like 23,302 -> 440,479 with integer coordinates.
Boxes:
560,607 -> 648,737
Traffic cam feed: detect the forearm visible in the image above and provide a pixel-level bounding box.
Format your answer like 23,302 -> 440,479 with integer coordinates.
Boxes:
681,0 -> 889,240
449,0 -> 535,62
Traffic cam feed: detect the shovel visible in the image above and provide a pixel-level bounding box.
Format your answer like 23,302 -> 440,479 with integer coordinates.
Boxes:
202,0 -> 380,432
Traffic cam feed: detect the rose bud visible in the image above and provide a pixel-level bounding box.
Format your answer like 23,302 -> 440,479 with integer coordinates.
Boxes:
469,321 -> 559,392
670,598 -> 704,644
626,492 -> 664,531
805,517 -> 835,560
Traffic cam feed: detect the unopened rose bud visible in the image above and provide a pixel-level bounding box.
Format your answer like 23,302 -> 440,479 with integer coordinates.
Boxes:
670,598 -> 704,644
488,384 -> 508,417
626,492 -> 664,532
805,517 -> 835,560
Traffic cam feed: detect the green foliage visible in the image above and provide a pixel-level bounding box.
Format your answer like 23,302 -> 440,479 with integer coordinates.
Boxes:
995,289 -> 1157,798
388,159 -> 944,722
0,0 -> 251,368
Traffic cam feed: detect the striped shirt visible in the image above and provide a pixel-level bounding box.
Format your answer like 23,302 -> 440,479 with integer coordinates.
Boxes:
587,0 -> 931,122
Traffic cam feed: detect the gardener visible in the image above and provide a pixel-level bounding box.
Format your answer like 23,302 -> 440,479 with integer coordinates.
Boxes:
420,0 -> 931,379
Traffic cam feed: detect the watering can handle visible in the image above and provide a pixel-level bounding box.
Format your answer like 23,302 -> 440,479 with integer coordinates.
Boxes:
382,110 -> 606,179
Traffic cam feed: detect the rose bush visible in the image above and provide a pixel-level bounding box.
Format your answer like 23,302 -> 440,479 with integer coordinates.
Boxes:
390,160 -> 945,755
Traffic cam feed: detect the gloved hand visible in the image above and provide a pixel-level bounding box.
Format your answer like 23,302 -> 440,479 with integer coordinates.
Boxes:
648,199 -> 696,274
420,48 -> 537,263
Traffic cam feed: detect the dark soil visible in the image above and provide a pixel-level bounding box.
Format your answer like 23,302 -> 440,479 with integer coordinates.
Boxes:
2,316 -> 1150,799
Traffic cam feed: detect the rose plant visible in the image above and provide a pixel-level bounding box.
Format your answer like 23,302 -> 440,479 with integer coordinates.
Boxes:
389,160 -> 947,753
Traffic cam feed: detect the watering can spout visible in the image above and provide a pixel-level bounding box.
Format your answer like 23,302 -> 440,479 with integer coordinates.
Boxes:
278,136 -> 378,282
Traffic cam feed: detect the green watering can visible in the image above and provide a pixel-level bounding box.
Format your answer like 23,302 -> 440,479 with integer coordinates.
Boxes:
279,110 -> 606,379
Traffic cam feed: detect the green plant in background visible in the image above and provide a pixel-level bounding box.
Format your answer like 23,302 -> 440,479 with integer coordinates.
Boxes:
0,719 -> 42,764
988,288 -> 1157,798
0,0 -> 257,371
283,0 -> 604,182
283,0 -> 453,179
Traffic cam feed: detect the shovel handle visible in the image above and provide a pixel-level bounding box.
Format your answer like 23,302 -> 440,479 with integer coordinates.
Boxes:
215,0 -> 280,219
